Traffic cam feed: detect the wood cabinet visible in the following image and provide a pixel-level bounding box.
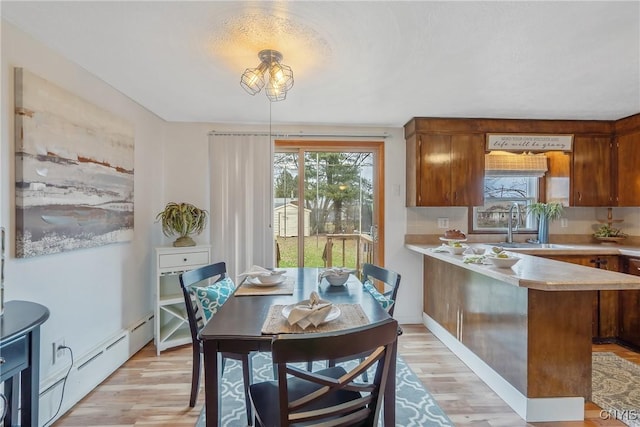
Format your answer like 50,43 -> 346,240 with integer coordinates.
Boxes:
619,257 -> 640,347
571,136 -> 614,206
154,245 -> 211,355
406,132 -> 484,206
614,114 -> 640,206
540,254 -> 619,339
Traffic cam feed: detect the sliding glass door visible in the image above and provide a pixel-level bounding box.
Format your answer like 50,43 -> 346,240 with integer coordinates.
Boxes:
274,141 -> 384,271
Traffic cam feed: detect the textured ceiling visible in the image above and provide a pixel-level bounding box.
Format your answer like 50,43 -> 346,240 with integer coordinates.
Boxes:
2,1 -> 639,127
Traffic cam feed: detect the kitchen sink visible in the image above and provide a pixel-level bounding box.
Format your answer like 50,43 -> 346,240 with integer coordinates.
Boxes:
491,242 -> 573,249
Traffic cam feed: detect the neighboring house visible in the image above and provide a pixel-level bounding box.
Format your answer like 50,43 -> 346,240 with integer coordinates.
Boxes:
274,200 -> 310,237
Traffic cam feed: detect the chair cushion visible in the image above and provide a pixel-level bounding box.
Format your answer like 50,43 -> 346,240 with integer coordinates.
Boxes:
192,277 -> 236,322
249,366 -> 363,426
363,279 -> 394,312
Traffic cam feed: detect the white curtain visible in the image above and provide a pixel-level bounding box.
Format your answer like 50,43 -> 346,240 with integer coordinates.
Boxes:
208,133 -> 274,279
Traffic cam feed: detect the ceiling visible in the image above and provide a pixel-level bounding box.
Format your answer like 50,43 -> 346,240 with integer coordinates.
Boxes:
2,1 -> 639,127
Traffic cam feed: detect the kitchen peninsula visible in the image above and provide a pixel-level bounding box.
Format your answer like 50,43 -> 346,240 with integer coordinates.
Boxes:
407,244 -> 640,422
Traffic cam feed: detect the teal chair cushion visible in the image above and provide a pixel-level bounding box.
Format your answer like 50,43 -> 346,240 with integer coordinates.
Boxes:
363,279 -> 394,312
192,277 -> 236,322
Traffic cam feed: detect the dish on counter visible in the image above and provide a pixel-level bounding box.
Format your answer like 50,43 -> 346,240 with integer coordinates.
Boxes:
281,301 -> 341,324
439,237 -> 467,243
486,255 -> 521,268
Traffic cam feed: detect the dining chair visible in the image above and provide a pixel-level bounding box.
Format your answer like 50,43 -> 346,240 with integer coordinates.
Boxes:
179,262 -> 254,424
249,317 -> 399,427
328,263 -> 402,381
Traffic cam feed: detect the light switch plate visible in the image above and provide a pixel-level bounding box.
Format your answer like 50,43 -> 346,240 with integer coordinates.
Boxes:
560,218 -> 568,228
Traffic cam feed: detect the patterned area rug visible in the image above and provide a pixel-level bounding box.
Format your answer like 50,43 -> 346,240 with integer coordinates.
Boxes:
592,352 -> 640,427
196,353 -> 454,426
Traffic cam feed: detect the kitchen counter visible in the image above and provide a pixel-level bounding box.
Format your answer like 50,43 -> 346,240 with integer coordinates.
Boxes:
406,242 -> 640,423
406,243 -> 640,291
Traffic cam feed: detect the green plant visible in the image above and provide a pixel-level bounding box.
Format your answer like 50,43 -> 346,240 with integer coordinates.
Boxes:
527,202 -> 564,221
594,224 -> 627,238
156,202 -> 208,247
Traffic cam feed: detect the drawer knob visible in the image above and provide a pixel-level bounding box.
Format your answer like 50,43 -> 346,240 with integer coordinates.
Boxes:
183,258 -> 187,262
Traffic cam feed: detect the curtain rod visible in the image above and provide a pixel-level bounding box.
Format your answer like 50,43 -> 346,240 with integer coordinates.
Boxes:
208,130 -> 389,139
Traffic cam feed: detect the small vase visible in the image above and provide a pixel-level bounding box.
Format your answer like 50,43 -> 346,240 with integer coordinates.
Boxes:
538,216 -> 550,244
173,235 -> 196,247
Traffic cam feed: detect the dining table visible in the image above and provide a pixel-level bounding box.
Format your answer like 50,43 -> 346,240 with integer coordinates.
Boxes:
199,267 -> 396,427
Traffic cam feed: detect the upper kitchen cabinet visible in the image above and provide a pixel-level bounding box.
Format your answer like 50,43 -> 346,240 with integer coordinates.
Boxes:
571,135 -> 614,206
614,114 -> 640,207
405,128 -> 484,207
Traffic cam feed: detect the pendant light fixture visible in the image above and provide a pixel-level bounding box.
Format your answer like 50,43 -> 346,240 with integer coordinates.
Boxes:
240,49 -> 294,102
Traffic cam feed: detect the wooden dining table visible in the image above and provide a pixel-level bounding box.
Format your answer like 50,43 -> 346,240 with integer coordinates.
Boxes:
199,267 -> 396,427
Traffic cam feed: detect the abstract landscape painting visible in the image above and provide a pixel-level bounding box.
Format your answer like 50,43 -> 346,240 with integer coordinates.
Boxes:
15,68 -> 134,258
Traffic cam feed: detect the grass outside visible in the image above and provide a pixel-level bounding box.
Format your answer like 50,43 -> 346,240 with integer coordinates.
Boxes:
276,235 -> 358,268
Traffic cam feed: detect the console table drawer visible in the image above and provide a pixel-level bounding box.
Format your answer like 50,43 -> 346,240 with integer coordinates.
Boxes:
159,251 -> 209,270
0,336 -> 28,380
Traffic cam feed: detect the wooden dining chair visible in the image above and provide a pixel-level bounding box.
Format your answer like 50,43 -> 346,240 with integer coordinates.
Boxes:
361,263 -> 401,317
249,318 -> 399,427
327,263 -> 402,381
179,262 -> 254,424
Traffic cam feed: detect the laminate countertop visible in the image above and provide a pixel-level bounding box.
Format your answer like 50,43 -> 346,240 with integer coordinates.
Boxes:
406,243 -> 640,291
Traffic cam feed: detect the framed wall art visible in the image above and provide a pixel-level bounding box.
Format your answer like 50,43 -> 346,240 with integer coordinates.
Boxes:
14,68 -> 134,258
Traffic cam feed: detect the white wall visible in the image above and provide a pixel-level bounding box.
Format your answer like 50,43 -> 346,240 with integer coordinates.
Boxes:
1,19 -> 163,390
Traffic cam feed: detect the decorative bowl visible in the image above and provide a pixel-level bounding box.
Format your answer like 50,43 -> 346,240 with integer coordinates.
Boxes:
325,273 -> 350,286
448,245 -> 466,255
487,256 -> 520,269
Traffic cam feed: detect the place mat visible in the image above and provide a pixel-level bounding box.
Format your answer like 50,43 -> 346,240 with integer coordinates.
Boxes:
261,303 -> 369,334
234,276 -> 295,296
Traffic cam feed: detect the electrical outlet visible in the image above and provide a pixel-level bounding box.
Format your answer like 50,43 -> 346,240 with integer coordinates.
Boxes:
437,218 -> 450,229
52,338 -> 65,365
560,218 -> 569,228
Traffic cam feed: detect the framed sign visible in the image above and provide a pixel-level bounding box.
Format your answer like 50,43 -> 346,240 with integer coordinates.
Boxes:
486,134 -> 573,152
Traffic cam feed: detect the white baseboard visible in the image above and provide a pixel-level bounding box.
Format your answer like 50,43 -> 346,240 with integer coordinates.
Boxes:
39,312 -> 154,426
423,312 -> 584,422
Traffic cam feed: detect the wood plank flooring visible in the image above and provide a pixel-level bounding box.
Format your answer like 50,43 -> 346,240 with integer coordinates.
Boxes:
53,324 -> 638,427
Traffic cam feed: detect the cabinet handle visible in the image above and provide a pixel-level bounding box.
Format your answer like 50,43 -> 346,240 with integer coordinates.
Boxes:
577,192 -> 582,201
0,357 -> 5,365
183,258 -> 187,262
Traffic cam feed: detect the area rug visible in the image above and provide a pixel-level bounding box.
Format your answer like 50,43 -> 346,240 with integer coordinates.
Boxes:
592,352 -> 640,427
196,353 -> 454,426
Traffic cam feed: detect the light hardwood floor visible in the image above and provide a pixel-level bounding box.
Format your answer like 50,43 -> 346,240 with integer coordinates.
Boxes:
54,324 -> 637,427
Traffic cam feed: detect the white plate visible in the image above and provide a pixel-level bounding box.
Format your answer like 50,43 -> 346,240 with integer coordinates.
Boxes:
246,276 -> 285,287
281,301 -> 341,324
439,237 -> 467,243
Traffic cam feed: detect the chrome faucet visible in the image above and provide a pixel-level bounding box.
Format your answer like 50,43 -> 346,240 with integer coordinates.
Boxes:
506,202 -> 521,243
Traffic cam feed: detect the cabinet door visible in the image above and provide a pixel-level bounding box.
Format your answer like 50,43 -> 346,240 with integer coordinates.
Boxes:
616,134 -> 640,206
571,136 -> 613,206
417,134 -> 452,206
619,258 -> 640,346
450,134 -> 485,206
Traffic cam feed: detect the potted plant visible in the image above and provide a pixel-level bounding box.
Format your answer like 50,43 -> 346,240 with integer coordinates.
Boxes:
527,202 -> 564,244
593,224 -> 627,243
156,202 -> 208,247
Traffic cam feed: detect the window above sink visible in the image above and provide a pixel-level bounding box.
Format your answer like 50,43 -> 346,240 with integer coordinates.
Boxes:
471,176 -> 539,233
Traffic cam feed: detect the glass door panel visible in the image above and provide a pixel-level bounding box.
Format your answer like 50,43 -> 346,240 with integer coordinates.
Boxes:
274,147 -> 378,271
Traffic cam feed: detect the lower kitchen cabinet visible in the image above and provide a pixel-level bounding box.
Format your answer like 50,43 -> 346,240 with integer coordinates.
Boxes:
619,257 -> 640,348
541,254 -> 620,340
